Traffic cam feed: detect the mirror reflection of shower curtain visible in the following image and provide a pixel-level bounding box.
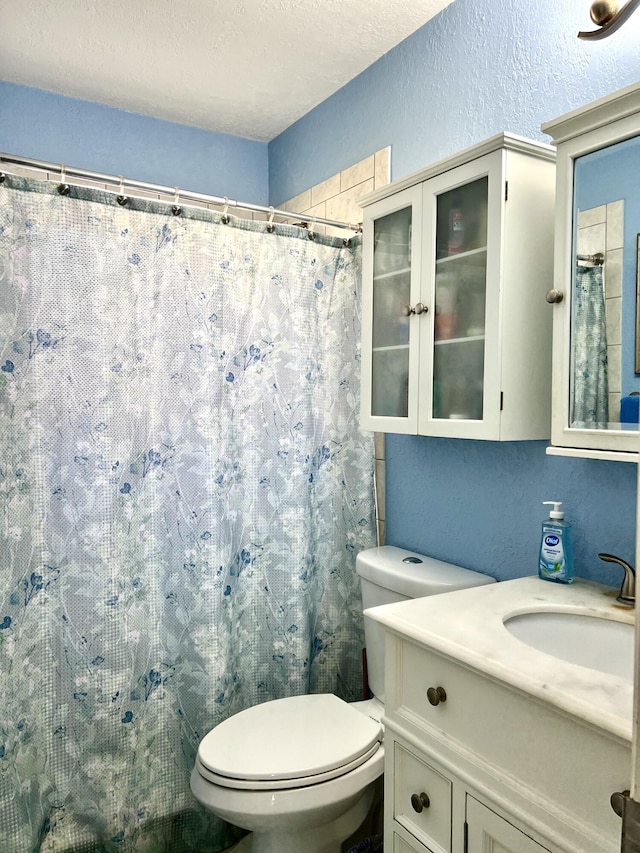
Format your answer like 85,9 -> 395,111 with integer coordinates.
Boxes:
571,264 -> 609,428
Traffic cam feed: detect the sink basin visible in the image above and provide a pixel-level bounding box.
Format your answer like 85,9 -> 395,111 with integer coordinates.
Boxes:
503,610 -> 634,680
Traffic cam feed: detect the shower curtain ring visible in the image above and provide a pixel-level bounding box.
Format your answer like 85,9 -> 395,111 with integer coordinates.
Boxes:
221,197 -> 230,224
172,187 -> 182,216
308,216 -> 316,240
267,206 -> 275,233
58,163 -> 70,195
117,176 -> 129,206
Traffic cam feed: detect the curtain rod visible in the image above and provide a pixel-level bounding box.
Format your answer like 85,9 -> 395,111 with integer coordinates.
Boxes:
0,153 -> 363,234
577,252 -> 605,266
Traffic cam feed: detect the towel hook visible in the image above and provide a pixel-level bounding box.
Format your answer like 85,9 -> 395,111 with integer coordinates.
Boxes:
172,187 -> 182,216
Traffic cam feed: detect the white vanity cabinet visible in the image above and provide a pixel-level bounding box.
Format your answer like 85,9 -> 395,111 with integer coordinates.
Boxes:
381,632 -> 630,853
465,797 -> 551,853
359,134 -> 556,439
542,83 -> 640,461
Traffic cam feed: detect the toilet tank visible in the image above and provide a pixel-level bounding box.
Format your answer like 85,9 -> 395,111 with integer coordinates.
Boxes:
356,545 -> 495,703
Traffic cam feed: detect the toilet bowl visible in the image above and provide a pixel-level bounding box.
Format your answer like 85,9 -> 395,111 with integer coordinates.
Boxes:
190,693 -> 384,853
190,546 -> 495,853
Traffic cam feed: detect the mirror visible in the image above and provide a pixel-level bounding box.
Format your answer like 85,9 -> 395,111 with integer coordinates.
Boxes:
571,133 -> 640,431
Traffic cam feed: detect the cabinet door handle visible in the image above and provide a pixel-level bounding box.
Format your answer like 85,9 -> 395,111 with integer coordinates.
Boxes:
545,289 -> 564,304
427,686 -> 447,706
401,303 -> 429,316
411,791 -> 431,812
611,790 -> 631,818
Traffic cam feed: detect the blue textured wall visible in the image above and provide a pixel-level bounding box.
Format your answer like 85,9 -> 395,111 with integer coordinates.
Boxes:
0,81 -> 269,203
385,437 -> 637,583
269,0 -> 640,585
269,0 -> 640,205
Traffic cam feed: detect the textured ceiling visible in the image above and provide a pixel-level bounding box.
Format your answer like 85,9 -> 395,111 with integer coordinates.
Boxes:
1,0 -> 456,142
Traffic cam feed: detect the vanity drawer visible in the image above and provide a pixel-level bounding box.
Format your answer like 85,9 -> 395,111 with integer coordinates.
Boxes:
390,637 -> 629,846
394,742 -> 452,853
395,639 -> 491,744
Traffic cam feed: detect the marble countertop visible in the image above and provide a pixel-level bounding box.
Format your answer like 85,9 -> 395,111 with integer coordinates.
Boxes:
365,575 -> 635,742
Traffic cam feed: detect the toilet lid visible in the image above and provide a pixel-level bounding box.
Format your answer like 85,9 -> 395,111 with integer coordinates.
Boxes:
197,694 -> 382,789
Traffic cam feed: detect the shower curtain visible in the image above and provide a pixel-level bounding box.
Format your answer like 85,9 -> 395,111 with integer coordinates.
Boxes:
0,175 -> 376,853
571,263 -> 609,429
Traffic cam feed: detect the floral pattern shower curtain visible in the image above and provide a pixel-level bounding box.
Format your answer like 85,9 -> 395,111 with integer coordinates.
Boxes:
0,175 -> 376,853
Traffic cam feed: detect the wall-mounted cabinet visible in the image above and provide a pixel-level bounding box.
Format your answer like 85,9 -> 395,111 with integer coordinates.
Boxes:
542,83 -> 640,462
360,134 -> 556,440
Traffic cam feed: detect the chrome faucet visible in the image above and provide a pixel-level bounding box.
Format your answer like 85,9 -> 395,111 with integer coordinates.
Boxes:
598,553 -> 636,605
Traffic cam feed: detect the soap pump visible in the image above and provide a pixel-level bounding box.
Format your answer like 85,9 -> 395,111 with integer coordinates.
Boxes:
538,501 -> 574,584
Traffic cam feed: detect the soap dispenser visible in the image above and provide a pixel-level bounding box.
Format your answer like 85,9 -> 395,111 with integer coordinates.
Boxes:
538,501 -> 574,584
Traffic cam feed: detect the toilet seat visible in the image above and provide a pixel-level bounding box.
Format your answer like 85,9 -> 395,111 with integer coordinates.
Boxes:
197,693 -> 382,791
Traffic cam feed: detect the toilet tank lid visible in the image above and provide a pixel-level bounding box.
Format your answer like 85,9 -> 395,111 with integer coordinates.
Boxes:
355,545 -> 495,598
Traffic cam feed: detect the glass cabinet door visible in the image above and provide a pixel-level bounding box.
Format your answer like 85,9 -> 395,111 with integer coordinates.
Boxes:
361,182 -> 423,433
431,176 -> 488,422
371,206 -> 413,418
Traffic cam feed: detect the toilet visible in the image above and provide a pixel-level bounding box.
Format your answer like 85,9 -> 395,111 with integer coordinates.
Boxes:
190,545 -> 495,853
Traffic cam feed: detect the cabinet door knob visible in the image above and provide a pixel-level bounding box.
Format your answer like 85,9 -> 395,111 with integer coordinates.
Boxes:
427,686 -> 447,706
401,303 -> 429,316
411,791 -> 431,813
611,790 -> 630,818
545,288 -> 564,304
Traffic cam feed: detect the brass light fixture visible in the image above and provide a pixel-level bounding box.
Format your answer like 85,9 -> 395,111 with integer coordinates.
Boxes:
578,0 -> 640,38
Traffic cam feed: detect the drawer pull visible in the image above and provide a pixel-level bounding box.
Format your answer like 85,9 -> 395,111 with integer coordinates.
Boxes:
411,791 -> 431,812
427,686 -> 447,706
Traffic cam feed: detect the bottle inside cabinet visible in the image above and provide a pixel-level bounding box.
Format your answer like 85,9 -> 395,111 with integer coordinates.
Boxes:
432,177 -> 488,421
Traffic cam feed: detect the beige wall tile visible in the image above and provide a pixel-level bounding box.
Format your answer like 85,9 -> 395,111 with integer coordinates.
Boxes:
577,221 -> 605,258
577,205 -> 606,228
283,188 -> 312,213
311,174 -> 341,206
605,295 -> 622,346
605,247 -> 623,299
374,147 -> 391,190
375,459 -> 386,518
302,201 -> 327,220
610,392 -> 622,422
606,199 -> 625,250
326,179 -> 375,224
341,155 -> 375,192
